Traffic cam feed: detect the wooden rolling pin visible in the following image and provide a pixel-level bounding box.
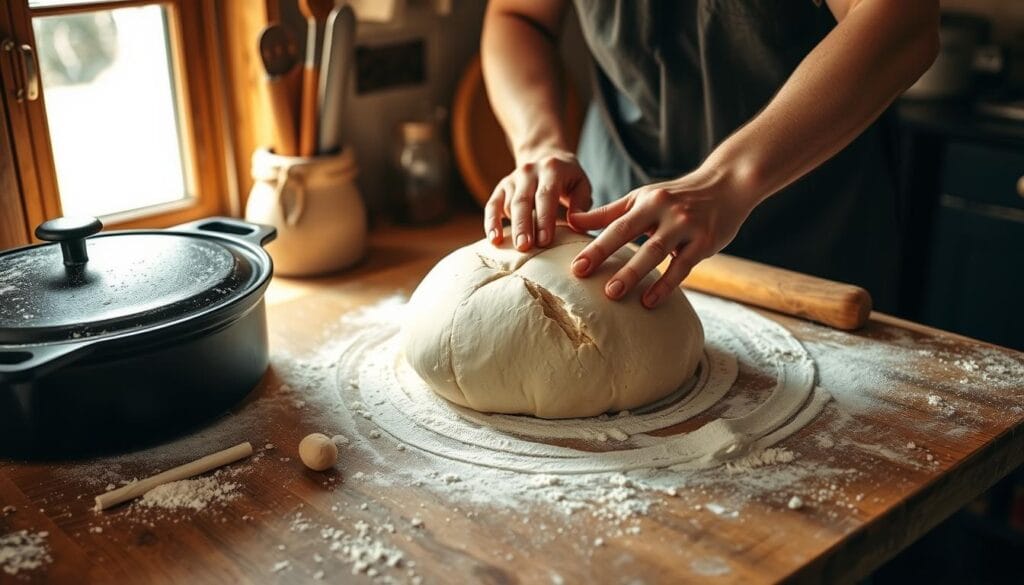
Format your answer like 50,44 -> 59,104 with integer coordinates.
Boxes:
679,253 -> 872,331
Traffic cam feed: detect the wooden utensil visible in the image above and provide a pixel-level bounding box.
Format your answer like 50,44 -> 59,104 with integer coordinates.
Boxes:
679,253 -> 873,331
259,24 -> 300,156
318,4 -> 357,154
298,0 -> 335,156
94,442 -> 254,511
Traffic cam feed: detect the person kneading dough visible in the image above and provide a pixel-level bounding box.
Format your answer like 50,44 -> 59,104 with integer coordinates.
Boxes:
402,227 -> 703,419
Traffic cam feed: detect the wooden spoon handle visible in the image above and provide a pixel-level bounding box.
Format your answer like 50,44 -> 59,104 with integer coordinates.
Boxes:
266,75 -> 298,156
299,65 -> 319,156
680,253 -> 873,331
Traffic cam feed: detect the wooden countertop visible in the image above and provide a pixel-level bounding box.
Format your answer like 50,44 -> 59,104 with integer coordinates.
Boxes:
2,213 -> 1024,584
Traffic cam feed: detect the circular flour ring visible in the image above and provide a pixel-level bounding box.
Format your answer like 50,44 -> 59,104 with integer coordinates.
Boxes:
341,292 -> 824,474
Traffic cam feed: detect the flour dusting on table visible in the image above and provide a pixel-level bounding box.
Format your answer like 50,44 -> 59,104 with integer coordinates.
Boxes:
0,529 -> 51,576
27,290 -> 1022,582
342,292 -> 827,471
137,475 -> 239,511
312,294 -> 839,533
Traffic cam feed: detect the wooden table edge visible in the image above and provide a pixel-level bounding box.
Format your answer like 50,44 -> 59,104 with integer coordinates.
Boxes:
789,416 -> 1024,583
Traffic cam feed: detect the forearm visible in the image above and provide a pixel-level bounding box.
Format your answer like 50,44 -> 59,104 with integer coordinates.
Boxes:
481,2 -> 569,163
703,0 -> 939,205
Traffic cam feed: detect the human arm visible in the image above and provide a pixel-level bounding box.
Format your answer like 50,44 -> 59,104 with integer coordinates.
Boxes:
568,0 -> 940,308
480,0 -> 591,250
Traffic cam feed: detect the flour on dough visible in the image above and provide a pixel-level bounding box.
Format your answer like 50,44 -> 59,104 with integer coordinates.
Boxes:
402,227 -> 703,418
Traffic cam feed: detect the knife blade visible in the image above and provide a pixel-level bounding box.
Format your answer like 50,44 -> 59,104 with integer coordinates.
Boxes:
318,4 -> 357,155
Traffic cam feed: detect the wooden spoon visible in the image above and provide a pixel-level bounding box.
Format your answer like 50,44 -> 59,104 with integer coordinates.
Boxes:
258,24 -> 300,156
297,0 -> 335,157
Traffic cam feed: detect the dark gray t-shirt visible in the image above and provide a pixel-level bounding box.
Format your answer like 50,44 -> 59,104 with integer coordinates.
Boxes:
573,0 -> 899,309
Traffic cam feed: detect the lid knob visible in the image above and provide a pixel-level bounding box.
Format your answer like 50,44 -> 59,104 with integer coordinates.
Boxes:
34,216 -> 103,266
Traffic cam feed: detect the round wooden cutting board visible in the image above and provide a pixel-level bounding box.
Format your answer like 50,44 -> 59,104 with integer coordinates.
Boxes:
451,56 -> 585,207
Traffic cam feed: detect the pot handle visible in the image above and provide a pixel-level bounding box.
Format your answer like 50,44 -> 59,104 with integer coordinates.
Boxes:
172,217 -> 278,248
0,343 -> 89,382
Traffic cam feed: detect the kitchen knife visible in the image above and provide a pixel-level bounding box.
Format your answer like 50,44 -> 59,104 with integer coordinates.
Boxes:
318,4 -> 357,155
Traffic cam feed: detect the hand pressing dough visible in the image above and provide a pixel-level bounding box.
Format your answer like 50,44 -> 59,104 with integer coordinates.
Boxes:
299,433 -> 338,471
402,227 -> 704,419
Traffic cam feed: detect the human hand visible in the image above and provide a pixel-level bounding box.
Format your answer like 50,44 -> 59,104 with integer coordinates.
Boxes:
567,168 -> 757,309
484,149 -> 592,250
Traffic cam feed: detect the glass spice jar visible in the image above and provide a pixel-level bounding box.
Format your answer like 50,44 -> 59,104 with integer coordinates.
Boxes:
394,120 -> 450,224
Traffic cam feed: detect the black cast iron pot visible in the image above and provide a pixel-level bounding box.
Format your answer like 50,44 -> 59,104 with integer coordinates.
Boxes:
0,216 -> 276,459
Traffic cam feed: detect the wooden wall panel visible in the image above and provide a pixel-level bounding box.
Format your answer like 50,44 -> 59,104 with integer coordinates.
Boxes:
0,92 -> 30,249
218,0 -> 277,206
0,1 -> 31,249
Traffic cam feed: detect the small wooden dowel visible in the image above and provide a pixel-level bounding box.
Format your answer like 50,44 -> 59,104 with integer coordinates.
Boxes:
94,442 -> 253,511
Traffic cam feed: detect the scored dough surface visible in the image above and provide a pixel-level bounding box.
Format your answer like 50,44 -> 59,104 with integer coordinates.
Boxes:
402,227 -> 704,419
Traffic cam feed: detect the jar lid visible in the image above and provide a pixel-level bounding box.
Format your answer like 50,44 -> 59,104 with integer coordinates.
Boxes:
0,217 -> 266,344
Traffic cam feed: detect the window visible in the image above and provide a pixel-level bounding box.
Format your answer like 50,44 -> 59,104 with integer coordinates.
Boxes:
0,0 -> 236,249
34,5 -> 189,218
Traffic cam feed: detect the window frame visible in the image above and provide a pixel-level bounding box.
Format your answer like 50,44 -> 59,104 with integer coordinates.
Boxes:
0,0 -> 237,246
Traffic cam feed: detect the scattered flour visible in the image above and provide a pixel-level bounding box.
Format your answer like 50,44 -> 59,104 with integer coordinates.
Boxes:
0,530 -> 51,576
690,556 -> 731,576
286,511 -> 420,583
815,434 -> 836,449
926,394 -> 956,417
35,291 -> 1020,580
312,292 -> 1024,557
809,325 -> 1024,423
704,503 -> 739,519
316,293 -> 843,546
725,448 -> 797,472
347,293 -> 828,479
137,476 -> 239,511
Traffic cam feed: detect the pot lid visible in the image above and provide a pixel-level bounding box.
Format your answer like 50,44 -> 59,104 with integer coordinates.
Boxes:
0,217 -> 266,344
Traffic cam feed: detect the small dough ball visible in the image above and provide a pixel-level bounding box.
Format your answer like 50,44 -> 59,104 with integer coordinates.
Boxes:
402,227 -> 704,418
299,433 -> 338,471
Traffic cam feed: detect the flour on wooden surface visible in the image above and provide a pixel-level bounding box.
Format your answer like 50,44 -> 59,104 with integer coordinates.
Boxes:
319,293 -> 838,542
41,292 -> 1022,581
927,394 -> 956,417
809,326 -> 1024,420
320,294 -> 1021,545
0,530 -> 51,576
136,475 -> 239,511
283,510 -> 422,584
725,448 -> 797,472
342,293 -> 826,476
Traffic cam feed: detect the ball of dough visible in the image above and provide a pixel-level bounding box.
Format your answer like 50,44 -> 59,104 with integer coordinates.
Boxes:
298,433 -> 338,471
402,227 -> 704,418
